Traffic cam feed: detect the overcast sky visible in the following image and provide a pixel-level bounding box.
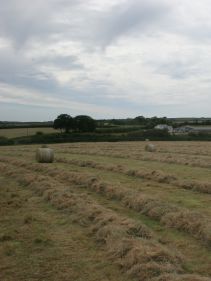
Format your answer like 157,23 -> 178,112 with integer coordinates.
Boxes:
0,0 -> 211,121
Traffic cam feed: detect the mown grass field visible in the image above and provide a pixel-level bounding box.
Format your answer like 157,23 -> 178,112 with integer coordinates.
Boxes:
0,127 -> 57,138
0,141 -> 211,281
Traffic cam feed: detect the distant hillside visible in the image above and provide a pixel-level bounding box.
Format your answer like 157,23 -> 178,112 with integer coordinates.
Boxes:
0,121 -> 53,129
168,117 -> 211,124
1,117 -> 211,130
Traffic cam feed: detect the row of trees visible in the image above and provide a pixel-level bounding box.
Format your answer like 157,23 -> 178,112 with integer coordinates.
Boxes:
53,114 -> 96,133
99,116 -> 172,128
133,116 -> 172,128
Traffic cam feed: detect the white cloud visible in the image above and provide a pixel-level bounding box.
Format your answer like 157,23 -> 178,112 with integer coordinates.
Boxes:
0,83 -> 127,117
1,0 -> 211,120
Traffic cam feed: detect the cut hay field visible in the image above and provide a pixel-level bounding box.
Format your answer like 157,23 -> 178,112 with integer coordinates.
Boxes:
0,127 -> 58,138
1,141 -> 211,281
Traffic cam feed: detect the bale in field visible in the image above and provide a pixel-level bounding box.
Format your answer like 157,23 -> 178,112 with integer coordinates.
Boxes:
36,147 -> 54,163
145,143 -> 156,152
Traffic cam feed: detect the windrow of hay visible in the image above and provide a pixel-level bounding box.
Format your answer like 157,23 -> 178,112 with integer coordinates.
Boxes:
2,143 -> 211,169
59,172 -> 211,245
57,146 -> 211,170
1,156 -> 211,246
56,157 -> 211,194
0,163 -> 152,242
2,161 -> 211,281
151,273 -> 211,281
0,163 -> 189,281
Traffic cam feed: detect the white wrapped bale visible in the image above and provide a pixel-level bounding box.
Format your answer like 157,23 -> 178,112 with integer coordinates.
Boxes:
145,143 -> 156,152
36,148 -> 54,163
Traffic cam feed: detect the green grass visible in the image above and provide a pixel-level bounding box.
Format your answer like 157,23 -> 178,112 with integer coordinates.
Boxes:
53,156 -> 211,216
58,150 -> 211,181
0,127 -> 58,138
0,176 -> 131,281
44,169 -> 211,276
1,141 -> 211,279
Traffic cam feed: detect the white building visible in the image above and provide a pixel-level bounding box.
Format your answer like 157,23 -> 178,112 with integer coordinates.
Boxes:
173,126 -> 193,134
154,124 -> 173,133
174,126 -> 211,134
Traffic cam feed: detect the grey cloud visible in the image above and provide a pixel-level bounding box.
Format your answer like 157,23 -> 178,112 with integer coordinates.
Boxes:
156,60 -> 199,80
95,0 -> 171,46
0,1 -> 51,46
158,1 -> 211,43
0,0 -> 83,47
0,46 -> 83,95
1,0 -> 211,120
37,55 -> 83,69
183,25 -> 211,43
0,0 -> 171,49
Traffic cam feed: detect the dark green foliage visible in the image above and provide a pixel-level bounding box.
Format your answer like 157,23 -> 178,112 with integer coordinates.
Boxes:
96,126 -> 142,134
2,114 -> 211,146
0,121 -> 53,129
13,132 -> 121,145
53,114 -> 96,133
0,136 -> 14,146
2,130 -> 211,146
74,115 -> 96,132
134,116 -> 146,125
53,114 -> 75,133
97,116 -> 172,129
35,131 -> 44,136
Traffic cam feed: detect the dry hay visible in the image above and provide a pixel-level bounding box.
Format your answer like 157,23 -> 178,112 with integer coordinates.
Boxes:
145,143 -> 157,152
152,273 -> 211,281
0,161 -> 187,280
1,149 -> 211,280
57,142 -> 211,170
56,157 -> 211,194
1,156 -> 211,246
107,239 -> 182,280
36,147 -> 54,163
161,210 -> 211,244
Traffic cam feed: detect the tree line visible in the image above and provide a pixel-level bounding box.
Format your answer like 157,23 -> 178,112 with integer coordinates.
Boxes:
53,114 -> 96,133
53,113 -> 211,134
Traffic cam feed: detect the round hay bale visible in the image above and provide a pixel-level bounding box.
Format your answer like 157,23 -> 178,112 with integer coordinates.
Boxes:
145,139 -> 150,142
36,148 -> 54,163
145,143 -> 156,152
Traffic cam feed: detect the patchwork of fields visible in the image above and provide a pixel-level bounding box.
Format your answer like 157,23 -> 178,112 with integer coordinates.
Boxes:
0,127 -> 57,138
0,141 -> 211,281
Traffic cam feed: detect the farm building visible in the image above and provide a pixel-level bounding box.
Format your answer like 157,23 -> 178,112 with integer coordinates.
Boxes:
174,126 -> 211,134
154,124 -> 173,133
174,126 -> 194,133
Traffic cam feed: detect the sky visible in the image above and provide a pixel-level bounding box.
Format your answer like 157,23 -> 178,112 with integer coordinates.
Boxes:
0,0 -> 211,121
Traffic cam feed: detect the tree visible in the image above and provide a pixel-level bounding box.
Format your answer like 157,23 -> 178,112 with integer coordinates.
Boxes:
74,115 -> 96,132
53,114 -> 75,133
134,116 -> 146,125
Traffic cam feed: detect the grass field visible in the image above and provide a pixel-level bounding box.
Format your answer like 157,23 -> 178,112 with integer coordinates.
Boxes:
0,141 -> 211,281
0,127 -> 58,138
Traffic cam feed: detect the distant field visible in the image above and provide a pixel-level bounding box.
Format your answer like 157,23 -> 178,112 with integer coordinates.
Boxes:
0,141 -> 211,280
0,127 -> 58,138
